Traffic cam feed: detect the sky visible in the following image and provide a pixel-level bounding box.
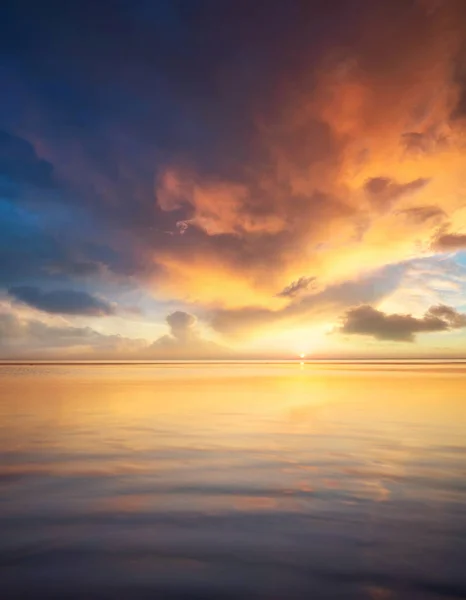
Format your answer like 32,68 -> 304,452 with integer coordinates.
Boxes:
1,0 -> 466,359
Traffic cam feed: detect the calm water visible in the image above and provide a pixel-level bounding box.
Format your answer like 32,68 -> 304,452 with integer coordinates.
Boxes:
1,362 -> 466,599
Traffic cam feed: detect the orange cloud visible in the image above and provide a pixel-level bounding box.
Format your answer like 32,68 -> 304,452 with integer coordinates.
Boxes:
149,0 -> 466,336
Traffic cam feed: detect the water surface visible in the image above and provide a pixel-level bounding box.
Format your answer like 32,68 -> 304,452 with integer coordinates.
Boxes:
1,362 -> 465,599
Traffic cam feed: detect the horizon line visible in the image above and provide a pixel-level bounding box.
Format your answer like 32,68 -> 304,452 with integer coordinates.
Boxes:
1,358 -> 465,365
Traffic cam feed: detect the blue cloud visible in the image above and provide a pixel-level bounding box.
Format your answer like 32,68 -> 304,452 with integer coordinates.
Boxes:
9,285 -> 115,316
0,130 -> 55,189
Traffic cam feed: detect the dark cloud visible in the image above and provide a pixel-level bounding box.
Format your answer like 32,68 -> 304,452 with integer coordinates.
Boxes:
364,177 -> 430,209
401,129 -> 451,155
0,130 -> 55,189
44,260 -> 103,277
8,286 -> 115,316
428,304 -> 466,328
0,0 -> 452,238
0,181 -> 129,293
433,232 -> 466,251
277,276 -> 316,298
339,304 -> 466,342
0,200 -> 66,285
0,185 -> 135,317
402,131 -> 432,153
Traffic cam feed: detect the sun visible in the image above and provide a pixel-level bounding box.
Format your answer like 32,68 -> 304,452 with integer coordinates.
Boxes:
299,353 -> 306,359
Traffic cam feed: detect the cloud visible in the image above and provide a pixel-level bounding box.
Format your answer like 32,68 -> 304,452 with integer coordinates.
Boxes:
339,304 -> 466,342
1,0 -> 466,353
0,130 -> 55,189
276,276 -> 316,298
151,311 -> 228,358
375,255 -> 466,316
401,130 -> 449,154
433,232 -> 466,251
145,1 -> 466,311
211,264 -> 405,337
0,308 -> 226,359
0,195 -> 123,293
8,286 -> 115,316
166,310 -> 196,341
156,170 -> 287,236
428,304 -> 466,328
0,311 -> 145,358
398,205 -> 446,225
364,177 -> 430,209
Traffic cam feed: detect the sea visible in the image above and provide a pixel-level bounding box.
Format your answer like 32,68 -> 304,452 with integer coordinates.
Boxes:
0,361 -> 465,599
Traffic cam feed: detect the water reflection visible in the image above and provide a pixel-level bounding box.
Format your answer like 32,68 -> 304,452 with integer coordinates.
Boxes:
0,362 -> 465,599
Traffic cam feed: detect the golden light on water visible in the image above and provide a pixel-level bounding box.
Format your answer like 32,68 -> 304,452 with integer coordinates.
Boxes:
1,362 -> 466,597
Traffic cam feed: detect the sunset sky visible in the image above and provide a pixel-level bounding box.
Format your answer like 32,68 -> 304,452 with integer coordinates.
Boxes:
1,0 -> 466,359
